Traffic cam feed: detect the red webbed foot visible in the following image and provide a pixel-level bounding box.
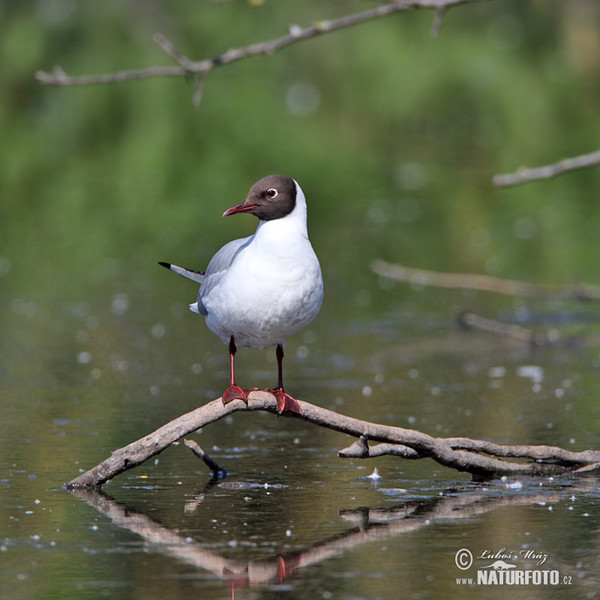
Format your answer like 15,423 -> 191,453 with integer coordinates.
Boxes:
221,385 -> 248,405
268,388 -> 302,415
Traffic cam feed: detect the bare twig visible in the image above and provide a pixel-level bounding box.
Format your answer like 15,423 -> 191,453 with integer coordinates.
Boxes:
371,259 -> 600,301
152,33 -> 194,71
192,73 -> 207,107
493,149 -> 600,187
183,438 -> 228,479
430,6 -> 447,36
66,391 -> 600,488
36,0 -> 483,98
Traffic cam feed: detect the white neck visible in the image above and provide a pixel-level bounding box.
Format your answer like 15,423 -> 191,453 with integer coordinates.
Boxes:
253,180 -> 309,245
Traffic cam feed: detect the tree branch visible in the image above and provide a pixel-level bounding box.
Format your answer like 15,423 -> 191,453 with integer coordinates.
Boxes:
36,0 -> 483,103
66,391 -> 600,488
493,149 -> 600,187
183,438 -> 228,479
371,259 -> 600,301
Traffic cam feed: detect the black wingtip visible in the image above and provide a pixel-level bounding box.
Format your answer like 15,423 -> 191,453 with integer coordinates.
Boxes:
158,261 -> 172,270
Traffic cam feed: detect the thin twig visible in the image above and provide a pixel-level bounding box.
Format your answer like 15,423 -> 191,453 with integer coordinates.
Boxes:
192,73 -> 207,107
66,391 -> 600,488
493,149 -> 600,187
183,439 -> 228,479
430,6 -> 446,36
371,259 -> 600,301
36,0 -> 483,94
152,33 -> 194,70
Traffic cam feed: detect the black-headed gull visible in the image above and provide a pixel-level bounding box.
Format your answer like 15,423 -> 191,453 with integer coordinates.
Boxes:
159,175 -> 323,414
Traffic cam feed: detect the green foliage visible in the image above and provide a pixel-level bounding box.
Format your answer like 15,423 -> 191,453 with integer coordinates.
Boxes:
2,1 -> 600,295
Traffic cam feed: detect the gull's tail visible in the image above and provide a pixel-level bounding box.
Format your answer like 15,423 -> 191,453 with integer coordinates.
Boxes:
158,261 -> 205,284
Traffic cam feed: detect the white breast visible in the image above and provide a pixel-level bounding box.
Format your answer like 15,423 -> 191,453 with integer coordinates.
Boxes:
197,181 -> 323,350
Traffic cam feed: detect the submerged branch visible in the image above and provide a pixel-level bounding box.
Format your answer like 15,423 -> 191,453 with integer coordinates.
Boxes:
67,391 -> 600,488
371,259 -> 600,301
457,311 -> 547,346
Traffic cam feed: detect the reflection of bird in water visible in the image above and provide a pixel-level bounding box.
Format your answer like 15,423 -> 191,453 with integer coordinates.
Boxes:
160,175 -> 323,414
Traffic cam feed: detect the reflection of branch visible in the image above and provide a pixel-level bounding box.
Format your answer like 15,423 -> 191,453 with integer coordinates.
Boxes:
71,484 -> 588,591
493,149 -> 600,187
36,0 -> 482,103
70,488 -> 277,587
66,391 -> 600,489
371,259 -> 600,301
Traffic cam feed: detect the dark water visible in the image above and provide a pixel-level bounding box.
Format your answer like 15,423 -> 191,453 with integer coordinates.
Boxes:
3,283 -> 600,600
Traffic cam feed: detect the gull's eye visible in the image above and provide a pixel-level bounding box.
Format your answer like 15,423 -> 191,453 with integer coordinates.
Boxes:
266,188 -> 278,199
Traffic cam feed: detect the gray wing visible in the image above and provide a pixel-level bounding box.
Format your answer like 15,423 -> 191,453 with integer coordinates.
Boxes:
195,236 -> 252,315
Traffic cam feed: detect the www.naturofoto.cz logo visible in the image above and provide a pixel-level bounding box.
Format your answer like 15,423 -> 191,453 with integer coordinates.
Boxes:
454,547 -> 574,587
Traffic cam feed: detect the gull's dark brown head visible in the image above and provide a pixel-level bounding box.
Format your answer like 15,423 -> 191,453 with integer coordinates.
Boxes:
222,175 -> 297,221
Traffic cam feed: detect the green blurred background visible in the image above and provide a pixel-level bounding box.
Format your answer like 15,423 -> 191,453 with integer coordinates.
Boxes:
3,3 -> 600,598
3,0 -> 600,302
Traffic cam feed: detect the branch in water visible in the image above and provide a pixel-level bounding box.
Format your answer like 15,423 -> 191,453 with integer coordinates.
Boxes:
371,259 -> 600,302
66,391 -> 600,488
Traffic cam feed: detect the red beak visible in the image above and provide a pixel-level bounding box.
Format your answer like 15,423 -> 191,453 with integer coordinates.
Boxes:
222,202 -> 257,218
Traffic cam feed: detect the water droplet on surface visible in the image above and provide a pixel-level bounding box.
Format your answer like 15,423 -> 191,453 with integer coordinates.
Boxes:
111,293 -> 129,316
151,323 -> 166,338
367,468 -> 381,481
77,351 -> 93,365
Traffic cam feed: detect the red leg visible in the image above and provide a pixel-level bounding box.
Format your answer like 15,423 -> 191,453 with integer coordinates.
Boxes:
276,554 -> 301,583
269,344 -> 302,414
221,336 -> 248,405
